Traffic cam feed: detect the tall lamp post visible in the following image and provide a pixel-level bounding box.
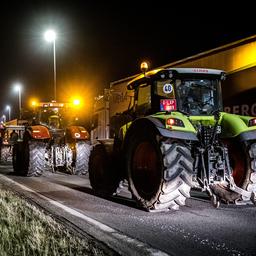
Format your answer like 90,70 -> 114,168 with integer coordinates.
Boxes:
6,105 -> 11,121
44,29 -> 57,101
14,83 -> 22,119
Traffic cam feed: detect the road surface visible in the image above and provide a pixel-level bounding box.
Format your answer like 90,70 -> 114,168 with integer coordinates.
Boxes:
0,163 -> 255,256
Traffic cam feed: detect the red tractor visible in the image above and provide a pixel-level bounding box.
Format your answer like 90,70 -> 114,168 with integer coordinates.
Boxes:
13,101 -> 90,176
0,124 -> 25,163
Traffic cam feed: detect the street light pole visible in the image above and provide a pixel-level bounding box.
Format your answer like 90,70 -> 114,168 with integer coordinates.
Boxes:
14,84 -> 22,119
53,39 -> 56,101
18,89 -> 21,119
6,105 -> 11,121
44,29 -> 57,101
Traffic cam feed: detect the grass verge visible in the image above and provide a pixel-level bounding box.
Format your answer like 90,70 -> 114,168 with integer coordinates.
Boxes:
0,186 -> 108,256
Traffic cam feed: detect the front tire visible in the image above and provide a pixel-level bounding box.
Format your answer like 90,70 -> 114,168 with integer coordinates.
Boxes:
126,129 -> 194,211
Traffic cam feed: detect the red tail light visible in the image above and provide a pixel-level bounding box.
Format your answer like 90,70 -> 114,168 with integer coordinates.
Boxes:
249,118 -> 256,127
166,118 -> 184,127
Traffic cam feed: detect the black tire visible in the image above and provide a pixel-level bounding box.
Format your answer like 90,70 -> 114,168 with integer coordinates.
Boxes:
1,145 -> 11,163
126,129 -> 194,211
213,140 -> 256,203
12,143 -> 23,173
22,140 -> 47,177
72,141 -> 91,175
88,143 -> 120,196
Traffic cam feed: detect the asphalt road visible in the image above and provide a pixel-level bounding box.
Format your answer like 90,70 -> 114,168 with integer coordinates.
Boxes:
0,163 -> 255,256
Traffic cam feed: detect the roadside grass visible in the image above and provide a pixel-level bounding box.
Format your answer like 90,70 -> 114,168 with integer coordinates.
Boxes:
0,187 -> 107,256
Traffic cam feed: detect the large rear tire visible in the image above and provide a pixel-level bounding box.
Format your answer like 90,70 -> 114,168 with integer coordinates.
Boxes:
126,129 -> 194,211
216,140 -> 256,203
72,141 -> 91,175
22,140 -> 47,177
12,143 -> 22,173
88,143 -> 120,196
0,145 -> 11,163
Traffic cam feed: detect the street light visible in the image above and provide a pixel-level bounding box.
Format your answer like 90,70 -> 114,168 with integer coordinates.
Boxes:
44,29 -> 57,101
14,83 -> 22,119
6,105 -> 11,121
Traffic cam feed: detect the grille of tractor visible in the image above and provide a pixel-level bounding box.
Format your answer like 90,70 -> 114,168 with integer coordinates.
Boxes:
51,129 -> 65,140
201,126 -> 213,146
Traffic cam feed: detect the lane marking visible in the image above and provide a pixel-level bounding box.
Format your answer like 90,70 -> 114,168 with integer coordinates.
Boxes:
0,174 -> 170,256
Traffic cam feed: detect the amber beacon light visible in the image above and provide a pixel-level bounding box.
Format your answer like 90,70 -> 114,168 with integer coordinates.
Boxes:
140,61 -> 149,75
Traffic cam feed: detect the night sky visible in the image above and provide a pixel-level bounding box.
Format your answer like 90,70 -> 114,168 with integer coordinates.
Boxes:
1,1 -> 256,119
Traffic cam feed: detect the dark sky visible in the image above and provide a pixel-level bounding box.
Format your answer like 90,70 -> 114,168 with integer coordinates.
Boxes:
1,1 -> 256,119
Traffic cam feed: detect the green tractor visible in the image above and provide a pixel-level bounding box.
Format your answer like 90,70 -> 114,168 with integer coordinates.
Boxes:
89,64 -> 256,211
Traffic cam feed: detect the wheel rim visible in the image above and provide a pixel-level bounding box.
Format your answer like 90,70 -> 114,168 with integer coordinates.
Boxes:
132,141 -> 161,200
227,141 -> 247,187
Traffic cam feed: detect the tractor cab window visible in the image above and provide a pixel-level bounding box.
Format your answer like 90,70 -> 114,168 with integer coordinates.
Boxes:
176,79 -> 222,115
39,108 -> 63,128
137,84 -> 151,105
48,115 -> 60,129
136,84 -> 151,115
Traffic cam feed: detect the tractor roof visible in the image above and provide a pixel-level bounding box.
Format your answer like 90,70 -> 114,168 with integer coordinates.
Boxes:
37,102 -> 67,108
127,68 -> 225,90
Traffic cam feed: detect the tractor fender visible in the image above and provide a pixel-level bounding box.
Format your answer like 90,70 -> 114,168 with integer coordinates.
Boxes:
66,126 -> 90,140
123,117 -> 198,148
238,130 -> 256,141
26,125 -> 51,139
220,113 -> 256,141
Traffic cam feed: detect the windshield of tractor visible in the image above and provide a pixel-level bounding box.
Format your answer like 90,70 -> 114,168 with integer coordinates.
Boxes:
37,106 -> 74,128
175,79 -> 222,115
33,102 -> 80,128
39,109 -> 62,128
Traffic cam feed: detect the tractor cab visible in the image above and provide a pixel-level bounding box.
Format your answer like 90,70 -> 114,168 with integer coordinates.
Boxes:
33,101 -> 68,129
127,67 -> 226,116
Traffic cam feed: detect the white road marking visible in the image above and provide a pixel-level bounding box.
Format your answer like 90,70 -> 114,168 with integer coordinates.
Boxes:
0,174 -> 170,256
